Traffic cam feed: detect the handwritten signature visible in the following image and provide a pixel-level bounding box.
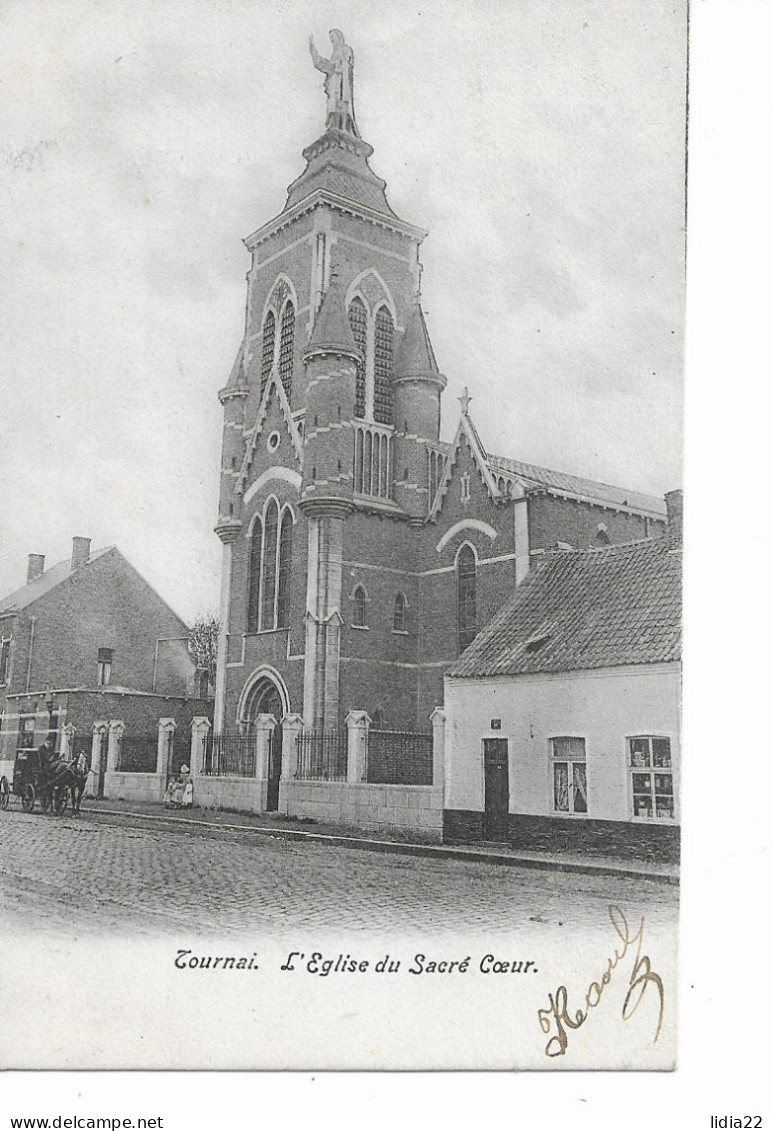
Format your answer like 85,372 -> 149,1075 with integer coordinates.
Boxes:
537,904 -> 664,1058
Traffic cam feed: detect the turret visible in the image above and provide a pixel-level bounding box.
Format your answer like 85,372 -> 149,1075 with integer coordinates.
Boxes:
299,273 -> 362,519
392,296 -> 446,520
217,342 -> 248,530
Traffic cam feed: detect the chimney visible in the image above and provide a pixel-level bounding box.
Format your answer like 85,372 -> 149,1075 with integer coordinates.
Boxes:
27,554 -> 45,584
71,537 -> 91,570
664,489 -> 682,548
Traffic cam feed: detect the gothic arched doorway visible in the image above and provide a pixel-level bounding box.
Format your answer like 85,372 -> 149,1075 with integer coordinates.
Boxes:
243,676 -> 285,811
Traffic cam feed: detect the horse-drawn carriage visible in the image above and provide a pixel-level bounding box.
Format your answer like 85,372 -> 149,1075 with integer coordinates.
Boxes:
0,748 -> 88,816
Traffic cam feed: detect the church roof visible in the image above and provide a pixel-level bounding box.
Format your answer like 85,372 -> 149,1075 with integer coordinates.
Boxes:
284,130 -> 397,218
395,300 -> 441,378
305,274 -> 360,356
487,453 -> 666,515
448,535 -> 681,680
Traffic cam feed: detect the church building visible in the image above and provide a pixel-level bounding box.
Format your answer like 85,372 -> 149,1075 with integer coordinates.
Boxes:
212,33 -> 666,804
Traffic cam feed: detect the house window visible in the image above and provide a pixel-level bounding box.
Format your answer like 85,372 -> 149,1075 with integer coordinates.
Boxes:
97,648 -> 113,686
247,518 -> 263,633
260,309 -> 276,396
348,297 -> 368,418
0,638 -> 10,685
551,737 -> 587,815
278,301 -> 295,400
457,545 -> 477,653
372,708 -> 386,729
276,510 -> 294,628
460,472 -> 471,503
393,592 -> 407,633
629,736 -> 674,820
352,585 -> 368,628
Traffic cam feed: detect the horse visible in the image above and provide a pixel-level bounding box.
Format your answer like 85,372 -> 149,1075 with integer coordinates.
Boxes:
69,750 -> 90,815
39,753 -> 89,815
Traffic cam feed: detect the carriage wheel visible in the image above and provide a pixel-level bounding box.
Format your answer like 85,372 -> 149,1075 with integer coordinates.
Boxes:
0,776 -> 9,811
52,786 -> 69,817
21,783 -> 36,813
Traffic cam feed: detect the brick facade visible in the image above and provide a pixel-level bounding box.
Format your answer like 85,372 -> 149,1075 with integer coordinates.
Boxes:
213,85 -> 667,742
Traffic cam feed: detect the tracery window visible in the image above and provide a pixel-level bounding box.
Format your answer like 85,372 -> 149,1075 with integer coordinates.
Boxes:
260,310 -> 276,397
348,297 -> 368,418
247,518 -> 263,633
457,545 -> 477,654
276,511 -> 294,629
373,306 -> 394,425
393,592 -> 407,633
352,585 -> 368,628
261,499 -> 279,631
278,301 -> 295,400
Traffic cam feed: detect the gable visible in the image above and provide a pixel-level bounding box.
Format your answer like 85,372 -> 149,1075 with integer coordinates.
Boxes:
236,370 -> 303,500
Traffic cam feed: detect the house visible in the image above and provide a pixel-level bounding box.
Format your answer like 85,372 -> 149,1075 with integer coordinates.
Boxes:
441,492 -> 682,861
0,538 -> 212,796
210,33 -> 667,814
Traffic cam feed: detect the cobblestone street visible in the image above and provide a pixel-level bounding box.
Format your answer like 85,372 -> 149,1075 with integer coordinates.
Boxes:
1,808 -> 678,937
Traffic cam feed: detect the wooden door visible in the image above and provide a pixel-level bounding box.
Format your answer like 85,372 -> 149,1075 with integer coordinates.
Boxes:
483,739 -> 509,841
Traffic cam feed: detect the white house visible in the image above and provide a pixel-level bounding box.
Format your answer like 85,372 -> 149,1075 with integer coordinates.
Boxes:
442,492 -> 682,862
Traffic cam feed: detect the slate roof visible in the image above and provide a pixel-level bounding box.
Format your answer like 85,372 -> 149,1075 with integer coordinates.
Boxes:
487,453 -> 666,516
304,274 -> 360,356
448,535 -> 681,679
0,547 -> 114,614
284,131 -> 396,218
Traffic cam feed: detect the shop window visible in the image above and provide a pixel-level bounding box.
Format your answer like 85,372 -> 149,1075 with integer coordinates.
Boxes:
551,736 -> 588,815
629,736 -> 675,820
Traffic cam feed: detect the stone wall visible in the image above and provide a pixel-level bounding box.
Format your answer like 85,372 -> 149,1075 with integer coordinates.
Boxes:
280,780 -> 443,841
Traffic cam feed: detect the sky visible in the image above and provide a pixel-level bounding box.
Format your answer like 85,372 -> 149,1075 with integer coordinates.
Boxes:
0,0 -> 686,623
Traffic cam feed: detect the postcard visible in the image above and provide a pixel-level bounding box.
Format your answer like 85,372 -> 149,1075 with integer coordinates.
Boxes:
0,0 -> 685,1071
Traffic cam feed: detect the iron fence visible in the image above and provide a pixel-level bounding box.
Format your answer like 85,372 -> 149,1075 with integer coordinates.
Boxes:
202,732 -> 256,778
116,735 -> 158,774
366,729 -> 433,785
295,729 -> 348,781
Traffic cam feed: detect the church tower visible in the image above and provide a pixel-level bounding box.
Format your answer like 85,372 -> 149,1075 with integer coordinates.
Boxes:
213,31 -> 665,774
214,30 -> 445,739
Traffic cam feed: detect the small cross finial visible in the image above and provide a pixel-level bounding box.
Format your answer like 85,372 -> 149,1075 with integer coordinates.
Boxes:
458,386 -> 471,415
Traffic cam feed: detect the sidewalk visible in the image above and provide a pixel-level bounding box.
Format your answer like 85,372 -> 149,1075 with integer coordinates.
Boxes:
80,797 -> 679,884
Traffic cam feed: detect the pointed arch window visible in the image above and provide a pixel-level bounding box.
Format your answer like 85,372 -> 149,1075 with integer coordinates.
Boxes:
457,545 -> 477,654
276,510 -> 294,629
260,310 -> 276,397
352,585 -> 368,628
393,592 -> 407,633
261,499 -> 279,630
373,306 -> 394,425
278,301 -> 295,400
348,297 -> 367,418
247,518 -> 263,633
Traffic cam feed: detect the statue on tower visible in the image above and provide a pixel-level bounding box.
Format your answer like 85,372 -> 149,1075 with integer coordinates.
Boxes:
309,29 -> 360,137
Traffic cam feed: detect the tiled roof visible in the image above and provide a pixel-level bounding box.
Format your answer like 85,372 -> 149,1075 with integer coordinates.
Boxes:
487,453 -> 666,515
0,547 -> 114,614
448,535 -> 681,679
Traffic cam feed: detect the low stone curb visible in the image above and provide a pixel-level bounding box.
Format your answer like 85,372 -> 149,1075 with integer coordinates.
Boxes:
81,804 -> 679,885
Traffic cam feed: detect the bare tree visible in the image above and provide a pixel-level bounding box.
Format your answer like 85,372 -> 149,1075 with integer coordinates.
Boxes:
188,613 -> 220,692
